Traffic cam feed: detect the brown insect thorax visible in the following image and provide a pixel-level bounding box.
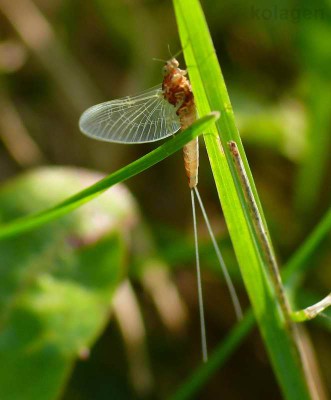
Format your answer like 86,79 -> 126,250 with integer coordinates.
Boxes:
162,58 -> 197,130
162,58 -> 199,189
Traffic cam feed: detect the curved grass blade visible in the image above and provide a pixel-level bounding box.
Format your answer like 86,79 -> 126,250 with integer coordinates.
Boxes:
0,112 -> 219,240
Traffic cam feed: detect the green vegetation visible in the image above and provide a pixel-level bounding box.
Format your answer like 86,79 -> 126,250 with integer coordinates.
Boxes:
0,0 -> 330,399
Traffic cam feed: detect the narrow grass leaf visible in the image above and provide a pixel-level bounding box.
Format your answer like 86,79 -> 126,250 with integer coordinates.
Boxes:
170,203 -> 331,399
173,1 -> 312,398
0,112 -> 219,240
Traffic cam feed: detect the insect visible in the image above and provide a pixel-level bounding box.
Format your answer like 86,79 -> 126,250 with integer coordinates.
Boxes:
79,58 -> 198,187
79,58 -> 242,362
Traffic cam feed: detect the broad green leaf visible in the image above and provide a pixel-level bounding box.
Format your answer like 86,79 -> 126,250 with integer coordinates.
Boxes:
0,167 -> 132,400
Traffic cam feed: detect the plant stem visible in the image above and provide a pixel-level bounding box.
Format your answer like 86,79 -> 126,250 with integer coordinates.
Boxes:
228,140 -> 320,399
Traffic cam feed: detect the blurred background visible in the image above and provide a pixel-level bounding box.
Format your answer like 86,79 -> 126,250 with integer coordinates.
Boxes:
0,0 -> 330,399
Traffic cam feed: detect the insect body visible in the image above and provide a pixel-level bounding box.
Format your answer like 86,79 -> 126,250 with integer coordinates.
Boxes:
79,58 -> 198,188
162,58 -> 198,188
79,58 -> 242,362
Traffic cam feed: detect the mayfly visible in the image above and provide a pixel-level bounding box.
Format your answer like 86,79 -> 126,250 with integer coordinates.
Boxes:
79,58 -> 242,362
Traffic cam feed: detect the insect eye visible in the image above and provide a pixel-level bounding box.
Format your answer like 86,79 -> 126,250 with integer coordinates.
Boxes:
162,66 -> 168,75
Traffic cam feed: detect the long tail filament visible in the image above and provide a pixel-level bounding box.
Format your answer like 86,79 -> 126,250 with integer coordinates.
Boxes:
191,189 -> 208,362
193,187 -> 243,321
190,187 -> 244,362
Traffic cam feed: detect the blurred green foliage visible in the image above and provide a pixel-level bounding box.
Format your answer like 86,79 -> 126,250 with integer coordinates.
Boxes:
0,0 -> 330,399
0,168 -> 132,400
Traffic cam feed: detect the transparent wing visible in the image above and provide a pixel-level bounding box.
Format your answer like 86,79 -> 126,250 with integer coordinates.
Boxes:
79,85 -> 181,144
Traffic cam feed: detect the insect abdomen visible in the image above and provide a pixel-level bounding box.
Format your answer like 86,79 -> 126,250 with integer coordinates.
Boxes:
179,104 -> 199,189
183,138 -> 199,188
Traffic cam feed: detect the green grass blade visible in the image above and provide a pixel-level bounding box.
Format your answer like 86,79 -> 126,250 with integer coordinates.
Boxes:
170,311 -> 255,400
0,113 -> 218,240
170,203 -> 331,399
173,1 -> 312,398
284,206 -> 331,287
